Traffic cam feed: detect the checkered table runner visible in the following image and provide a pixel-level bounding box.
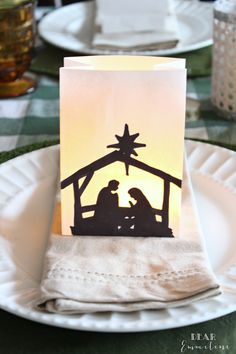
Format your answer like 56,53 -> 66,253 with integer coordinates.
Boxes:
0,74 -> 235,152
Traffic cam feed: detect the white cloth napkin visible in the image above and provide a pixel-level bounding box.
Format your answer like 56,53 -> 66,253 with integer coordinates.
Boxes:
92,0 -> 180,51
95,0 -> 170,34
36,155 -> 220,314
92,32 -> 179,51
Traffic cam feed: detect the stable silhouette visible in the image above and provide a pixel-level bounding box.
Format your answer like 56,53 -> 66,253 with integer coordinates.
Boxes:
61,124 -> 182,237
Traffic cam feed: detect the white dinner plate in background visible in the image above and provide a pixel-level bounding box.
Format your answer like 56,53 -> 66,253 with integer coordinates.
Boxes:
38,0 -> 213,56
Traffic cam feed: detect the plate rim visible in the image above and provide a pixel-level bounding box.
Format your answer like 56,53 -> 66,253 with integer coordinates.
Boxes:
38,0 -> 213,56
0,140 -> 236,332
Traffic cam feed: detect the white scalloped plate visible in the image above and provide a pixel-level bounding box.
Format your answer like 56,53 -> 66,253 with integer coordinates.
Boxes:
0,141 -> 236,332
38,0 -> 213,56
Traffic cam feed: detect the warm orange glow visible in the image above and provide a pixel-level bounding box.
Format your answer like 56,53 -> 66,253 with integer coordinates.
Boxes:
60,56 -> 186,236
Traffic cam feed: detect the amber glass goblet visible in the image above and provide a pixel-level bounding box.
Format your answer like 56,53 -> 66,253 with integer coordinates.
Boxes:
0,0 -> 36,98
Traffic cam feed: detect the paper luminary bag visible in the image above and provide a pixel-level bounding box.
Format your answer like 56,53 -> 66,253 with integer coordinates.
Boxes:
38,63 -> 220,314
60,56 -> 186,237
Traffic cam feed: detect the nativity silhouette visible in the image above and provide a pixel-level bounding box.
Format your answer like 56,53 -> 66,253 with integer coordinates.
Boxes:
61,124 -> 182,237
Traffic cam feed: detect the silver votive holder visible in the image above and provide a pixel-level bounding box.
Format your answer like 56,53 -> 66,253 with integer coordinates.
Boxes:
212,0 -> 236,120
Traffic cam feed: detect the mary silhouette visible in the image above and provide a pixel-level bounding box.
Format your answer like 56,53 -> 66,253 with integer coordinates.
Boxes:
128,187 -> 157,235
94,180 -> 120,234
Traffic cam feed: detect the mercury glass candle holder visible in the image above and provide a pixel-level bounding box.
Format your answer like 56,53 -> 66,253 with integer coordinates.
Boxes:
212,0 -> 236,120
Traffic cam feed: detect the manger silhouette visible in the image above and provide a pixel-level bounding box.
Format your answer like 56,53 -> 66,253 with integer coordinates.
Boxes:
61,124 -> 182,237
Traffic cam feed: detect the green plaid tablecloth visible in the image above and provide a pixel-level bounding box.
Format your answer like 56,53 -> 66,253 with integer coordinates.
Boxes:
0,74 -> 235,152
0,75 -> 59,151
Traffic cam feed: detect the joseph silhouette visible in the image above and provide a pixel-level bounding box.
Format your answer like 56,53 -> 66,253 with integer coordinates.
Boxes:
94,180 -> 120,234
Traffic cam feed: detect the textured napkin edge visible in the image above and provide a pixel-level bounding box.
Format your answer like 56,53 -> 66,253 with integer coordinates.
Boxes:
35,235 -> 221,314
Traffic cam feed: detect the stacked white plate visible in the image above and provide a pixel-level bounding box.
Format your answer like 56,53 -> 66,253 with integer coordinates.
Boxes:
0,141 -> 236,332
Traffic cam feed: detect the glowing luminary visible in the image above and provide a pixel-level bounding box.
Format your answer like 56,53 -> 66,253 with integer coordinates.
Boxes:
60,56 -> 186,237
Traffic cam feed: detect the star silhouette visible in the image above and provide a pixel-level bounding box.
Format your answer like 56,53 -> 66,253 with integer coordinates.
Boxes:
107,124 -> 146,156
107,124 -> 146,175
